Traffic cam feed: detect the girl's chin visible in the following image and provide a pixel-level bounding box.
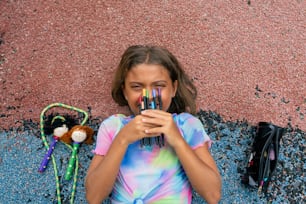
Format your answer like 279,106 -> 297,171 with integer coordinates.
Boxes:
130,109 -> 140,115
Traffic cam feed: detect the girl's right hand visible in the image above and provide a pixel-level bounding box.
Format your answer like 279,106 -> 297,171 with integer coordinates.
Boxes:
117,115 -> 157,145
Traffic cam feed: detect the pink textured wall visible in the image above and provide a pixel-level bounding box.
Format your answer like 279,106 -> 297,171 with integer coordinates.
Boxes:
0,1 -> 305,131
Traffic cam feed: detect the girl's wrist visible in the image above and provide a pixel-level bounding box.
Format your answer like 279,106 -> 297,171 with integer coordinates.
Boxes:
115,133 -> 130,147
171,136 -> 187,150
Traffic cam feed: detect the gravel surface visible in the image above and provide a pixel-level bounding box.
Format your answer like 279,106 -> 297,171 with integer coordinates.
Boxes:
0,110 -> 304,203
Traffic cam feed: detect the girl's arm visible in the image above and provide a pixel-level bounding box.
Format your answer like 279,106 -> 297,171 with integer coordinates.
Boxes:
174,140 -> 221,204
85,115 -> 154,203
140,110 -> 222,204
85,134 -> 129,204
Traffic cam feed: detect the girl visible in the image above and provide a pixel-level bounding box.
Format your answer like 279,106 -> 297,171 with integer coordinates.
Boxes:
85,45 -> 221,204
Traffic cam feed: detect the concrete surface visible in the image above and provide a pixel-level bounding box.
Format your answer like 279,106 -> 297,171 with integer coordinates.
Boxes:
0,0 -> 305,131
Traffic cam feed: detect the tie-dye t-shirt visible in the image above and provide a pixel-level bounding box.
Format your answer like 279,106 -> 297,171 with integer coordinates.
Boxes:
93,112 -> 211,204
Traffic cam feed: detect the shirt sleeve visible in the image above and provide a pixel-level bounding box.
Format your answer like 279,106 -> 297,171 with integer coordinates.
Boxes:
177,113 -> 212,150
92,115 -> 124,155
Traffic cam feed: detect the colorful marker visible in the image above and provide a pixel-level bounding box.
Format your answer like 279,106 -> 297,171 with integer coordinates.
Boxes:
152,89 -> 162,146
151,89 -> 157,109
138,95 -> 144,112
158,88 -> 162,110
139,88 -> 165,147
158,88 -> 165,146
139,94 -> 144,146
142,89 -> 148,109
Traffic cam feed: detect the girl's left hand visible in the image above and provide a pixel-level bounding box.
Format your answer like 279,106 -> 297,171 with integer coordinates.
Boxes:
140,109 -> 183,148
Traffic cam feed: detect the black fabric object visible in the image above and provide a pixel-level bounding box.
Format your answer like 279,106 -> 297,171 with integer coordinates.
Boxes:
43,113 -> 78,135
242,122 -> 284,194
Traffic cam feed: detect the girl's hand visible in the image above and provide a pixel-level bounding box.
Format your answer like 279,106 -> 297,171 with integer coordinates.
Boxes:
140,109 -> 184,148
117,114 -> 159,144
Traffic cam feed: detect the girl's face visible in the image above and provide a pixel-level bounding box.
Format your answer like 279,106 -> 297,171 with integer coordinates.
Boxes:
123,63 -> 177,115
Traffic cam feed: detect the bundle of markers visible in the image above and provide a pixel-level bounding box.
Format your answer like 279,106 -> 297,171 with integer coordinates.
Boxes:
138,88 -> 164,147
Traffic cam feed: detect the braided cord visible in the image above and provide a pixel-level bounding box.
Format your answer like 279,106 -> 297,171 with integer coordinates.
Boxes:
40,103 -> 89,204
72,148 -> 79,204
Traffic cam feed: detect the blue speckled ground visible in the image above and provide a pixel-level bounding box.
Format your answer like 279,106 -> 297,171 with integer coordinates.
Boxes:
0,110 -> 305,203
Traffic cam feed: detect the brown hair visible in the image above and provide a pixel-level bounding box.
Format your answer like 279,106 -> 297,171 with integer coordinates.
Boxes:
111,45 -> 197,114
60,125 -> 94,144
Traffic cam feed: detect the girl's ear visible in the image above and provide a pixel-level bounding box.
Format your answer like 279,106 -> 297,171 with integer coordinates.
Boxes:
172,80 -> 178,97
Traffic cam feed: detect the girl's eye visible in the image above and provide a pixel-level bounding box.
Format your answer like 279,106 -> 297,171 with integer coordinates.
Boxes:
131,85 -> 142,90
155,84 -> 166,88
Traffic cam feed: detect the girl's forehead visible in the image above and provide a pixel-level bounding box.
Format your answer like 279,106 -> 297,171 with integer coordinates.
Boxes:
126,64 -> 171,81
